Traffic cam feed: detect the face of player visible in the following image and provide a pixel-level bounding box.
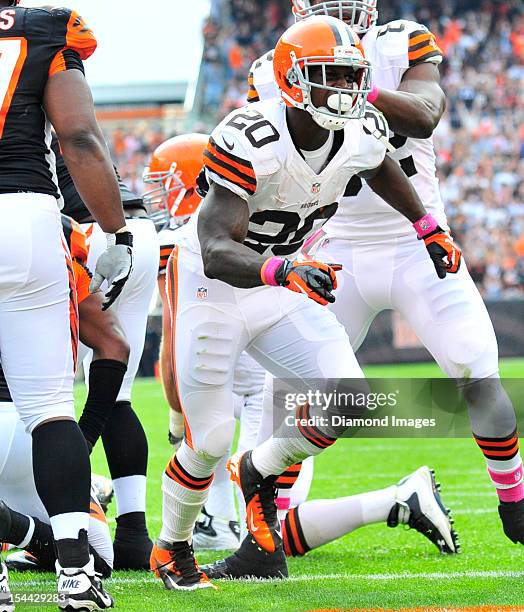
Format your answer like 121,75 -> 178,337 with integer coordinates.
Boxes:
308,0 -> 356,24
307,64 -> 362,109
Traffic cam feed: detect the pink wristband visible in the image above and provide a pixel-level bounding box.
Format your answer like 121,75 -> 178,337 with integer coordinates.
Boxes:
260,256 -> 285,286
367,85 -> 380,104
413,213 -> 439,239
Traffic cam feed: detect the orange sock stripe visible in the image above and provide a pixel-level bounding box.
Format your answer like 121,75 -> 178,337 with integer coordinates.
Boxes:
89,501 -> 107,524
283,508 -> 309,557
165,456 -> 213,491
297,403 -> 336,449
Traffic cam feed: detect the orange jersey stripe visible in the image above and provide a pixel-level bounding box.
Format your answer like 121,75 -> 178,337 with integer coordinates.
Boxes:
408,33 -> 433,48
65,10 -> 97,60
409,44 -> 442,61
206,143 -> 256,180
49,50 -> 66,77
0,37 -> 28,140
204,155 -> 256,195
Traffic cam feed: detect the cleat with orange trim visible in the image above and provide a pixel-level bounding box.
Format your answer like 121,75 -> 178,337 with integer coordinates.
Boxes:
150,541 -> 216,591
202,534 -> 287,580
499,499 -> 524,545
387,466 -> 459,554
226,451 -> 281,553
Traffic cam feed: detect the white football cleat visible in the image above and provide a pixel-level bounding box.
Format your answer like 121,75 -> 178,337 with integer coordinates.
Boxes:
193,507 -> 240,551
387,465 -> 459,554
57,555 -> 113,610
0,562 -> 14,612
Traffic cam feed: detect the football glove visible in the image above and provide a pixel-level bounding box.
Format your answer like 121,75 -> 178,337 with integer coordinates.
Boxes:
90,230 -> 133,310
423,230 -> 462,279
262,257 -> 342,306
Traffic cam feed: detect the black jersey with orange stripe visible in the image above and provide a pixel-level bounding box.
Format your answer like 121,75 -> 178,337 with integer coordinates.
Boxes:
0,362 -> 11,403
51,135 -> 146,221
0,7 -> 96,198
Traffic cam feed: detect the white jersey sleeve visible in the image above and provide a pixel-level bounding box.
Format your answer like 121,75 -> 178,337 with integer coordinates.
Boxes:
247,50 -> 280,103
203,105 -> 281,206
363,20 -> 443,89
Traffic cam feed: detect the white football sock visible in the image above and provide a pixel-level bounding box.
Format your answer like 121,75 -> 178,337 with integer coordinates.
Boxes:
296,485 -> 397,550
169,409 -> 185,438
252,435 -> 325,478
113,475 -> 147,516
159,442 -> 218,543
50,512 -> 89,541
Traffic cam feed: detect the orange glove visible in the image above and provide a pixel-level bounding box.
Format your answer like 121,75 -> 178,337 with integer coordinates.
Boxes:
423,232 -> 462,279
413,214 -> 462,279
261,257 -> 342,306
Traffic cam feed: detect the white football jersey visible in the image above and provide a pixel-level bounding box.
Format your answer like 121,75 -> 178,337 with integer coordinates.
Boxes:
179,98 -> 386,259
248,20 -> 447,240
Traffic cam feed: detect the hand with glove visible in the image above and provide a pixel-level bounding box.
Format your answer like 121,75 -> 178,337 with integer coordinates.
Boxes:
413,214 -> 462,279
260,257 -> 342,306
89,228 -> 133,310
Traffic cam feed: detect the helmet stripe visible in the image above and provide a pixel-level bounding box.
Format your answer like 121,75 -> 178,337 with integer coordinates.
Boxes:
328,21 -> 343,47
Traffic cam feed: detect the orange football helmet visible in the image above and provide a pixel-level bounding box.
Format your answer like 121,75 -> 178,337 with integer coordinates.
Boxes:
291,1 -> 378,34
273,16 -> 372,129
143,133 -> 208,227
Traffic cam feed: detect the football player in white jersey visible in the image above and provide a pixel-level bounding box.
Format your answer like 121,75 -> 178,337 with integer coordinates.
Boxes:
145,134 -> 265,551
246,0 -> 524,550
150,16 -> 461,590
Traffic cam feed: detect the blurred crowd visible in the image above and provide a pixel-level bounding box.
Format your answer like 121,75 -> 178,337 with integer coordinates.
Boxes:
107,0 -> 524,298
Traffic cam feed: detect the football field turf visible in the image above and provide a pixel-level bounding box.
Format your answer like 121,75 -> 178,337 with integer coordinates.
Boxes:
9,358 -> 524,610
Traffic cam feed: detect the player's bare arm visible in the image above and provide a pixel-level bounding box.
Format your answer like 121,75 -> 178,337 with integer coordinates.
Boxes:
370,62 -> 445,139
198,182 -> 265,287
44,70 -> 125,233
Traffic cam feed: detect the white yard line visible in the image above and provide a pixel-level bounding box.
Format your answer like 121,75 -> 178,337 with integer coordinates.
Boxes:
11,570 -> 524,588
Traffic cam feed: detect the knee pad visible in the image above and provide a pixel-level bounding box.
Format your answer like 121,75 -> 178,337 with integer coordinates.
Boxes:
181,319 -> 241,387
444,321 -> 499,380
195,417 -> 236,459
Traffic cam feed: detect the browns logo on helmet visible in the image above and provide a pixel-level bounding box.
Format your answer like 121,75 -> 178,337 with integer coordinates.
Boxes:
273,15 -> 372,130
143,133 -> 208,227
291,0 -> 378,34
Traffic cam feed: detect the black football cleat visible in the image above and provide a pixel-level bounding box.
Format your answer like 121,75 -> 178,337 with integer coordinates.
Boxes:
498,498 -> 524,544
150,540 -> 216,591
202,533 -> 288,580
387,466 -> 459,554
227,451 -> 281,553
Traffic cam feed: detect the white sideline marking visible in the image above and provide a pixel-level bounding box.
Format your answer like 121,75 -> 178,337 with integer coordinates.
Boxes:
12,570 -> 524,588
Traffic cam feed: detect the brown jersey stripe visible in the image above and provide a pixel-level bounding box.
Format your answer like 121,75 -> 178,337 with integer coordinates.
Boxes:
409,48 -> 442,65
408,29 -> 430,40
204,154 -> 257,195
408,33 -> 434,49
206,147 -> 256,183
209,136 -> 256,172
207,140 -> 256,180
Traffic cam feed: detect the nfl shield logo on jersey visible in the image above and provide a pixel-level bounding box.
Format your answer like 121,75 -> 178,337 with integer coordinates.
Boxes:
196,286 -> 208,300
311,182 -> 321,194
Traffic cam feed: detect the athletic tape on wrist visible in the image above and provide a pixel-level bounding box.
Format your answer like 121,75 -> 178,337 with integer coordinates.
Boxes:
260,257 -> 285,286
413,213 -> 439,239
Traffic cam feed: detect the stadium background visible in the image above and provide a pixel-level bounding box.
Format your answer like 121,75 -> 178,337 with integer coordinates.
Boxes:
84,0 -> 524,373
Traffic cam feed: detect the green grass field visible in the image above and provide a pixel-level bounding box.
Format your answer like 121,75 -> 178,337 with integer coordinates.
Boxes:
8,358 -> 524,610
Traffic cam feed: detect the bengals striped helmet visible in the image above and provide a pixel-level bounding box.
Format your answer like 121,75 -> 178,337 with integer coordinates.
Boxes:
273,16 -> 372,129
291,0 -> 378,34
143,133 -> 208,228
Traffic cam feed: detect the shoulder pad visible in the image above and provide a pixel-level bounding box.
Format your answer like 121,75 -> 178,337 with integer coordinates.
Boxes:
52,8 -> 97,60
